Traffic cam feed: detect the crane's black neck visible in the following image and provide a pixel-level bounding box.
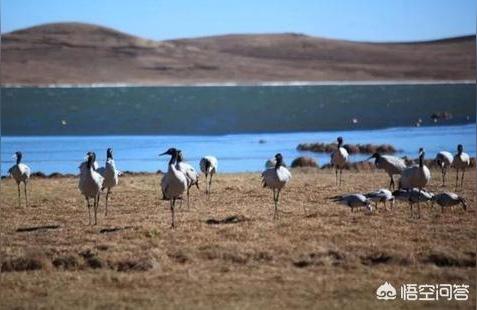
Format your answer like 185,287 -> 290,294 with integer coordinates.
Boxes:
16,154 -> 22,165
419,153 -> 424,168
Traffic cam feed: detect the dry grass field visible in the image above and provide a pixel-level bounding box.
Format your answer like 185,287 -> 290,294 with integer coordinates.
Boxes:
0,168 -> 475,309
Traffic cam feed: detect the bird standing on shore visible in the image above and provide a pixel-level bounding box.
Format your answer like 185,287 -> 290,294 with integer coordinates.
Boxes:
78,152 -> 104,225
398,148 -> 431,218
368,153 -> 407,189
8,151 -> 31,207
330,137 -> 349,186
431,192 -> 467,213
331,193 -> 372,213
200,156 -> 218,195
177,150 -> 200,208
364,188 -> 395,210
435,151 -> 453,186
453,144 -> 470,188
161,148 -> 188,228
97,148 -> 119,216
262,153 -> 292,219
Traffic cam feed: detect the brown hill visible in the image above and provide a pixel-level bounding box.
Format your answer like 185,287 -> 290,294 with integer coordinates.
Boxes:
1,22 -> 475,85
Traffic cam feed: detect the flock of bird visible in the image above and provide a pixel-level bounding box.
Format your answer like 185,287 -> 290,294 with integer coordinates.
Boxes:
6,137 -> 471,228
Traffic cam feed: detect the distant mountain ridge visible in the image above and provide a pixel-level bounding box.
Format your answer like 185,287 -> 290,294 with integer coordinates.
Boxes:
1,22 -> 475,85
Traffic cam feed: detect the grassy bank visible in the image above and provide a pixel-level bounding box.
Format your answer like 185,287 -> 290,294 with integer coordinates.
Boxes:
0,169 -> 475,309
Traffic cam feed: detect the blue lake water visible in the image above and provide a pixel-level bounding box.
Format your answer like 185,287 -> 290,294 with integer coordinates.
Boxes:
1,124 -> 475,176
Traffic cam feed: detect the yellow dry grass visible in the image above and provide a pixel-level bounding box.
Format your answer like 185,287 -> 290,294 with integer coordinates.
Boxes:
0,168 -> 475,309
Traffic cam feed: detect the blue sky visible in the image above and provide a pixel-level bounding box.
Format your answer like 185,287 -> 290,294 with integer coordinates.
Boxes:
1,0 -> 475,42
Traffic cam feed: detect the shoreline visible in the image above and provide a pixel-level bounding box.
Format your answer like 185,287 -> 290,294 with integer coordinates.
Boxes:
2,80 -> 475,88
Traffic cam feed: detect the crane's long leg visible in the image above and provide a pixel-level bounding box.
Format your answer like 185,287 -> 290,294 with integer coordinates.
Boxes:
335,168 -> 338,186
17,183 -> 21,208
389,176 -> 394,190
24,182 -> 29,207
171,198 -> 176,229
276,190 -> 281,219
209,173 -> 214,194
86,197 -> 91,225
417,188 -> 421,219
94,192 -> 100,225
205,174 -> 209,196
272,189 -> 277,219
339,169 -> 343,186
441,167 -> 446,186
105,188 -> 110,216
455,169 -> 459,188
461,169 -> 465,188
187,186 -> 190,209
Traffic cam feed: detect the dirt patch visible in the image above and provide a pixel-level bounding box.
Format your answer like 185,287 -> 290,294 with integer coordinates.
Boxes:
113,258 -> 156,272
422,251 -> 475,268
206,215 -> 249,225
16,225 -> 60,232
293,250 -> 346,268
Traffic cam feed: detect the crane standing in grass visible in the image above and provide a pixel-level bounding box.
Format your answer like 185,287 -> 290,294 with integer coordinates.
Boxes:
261,153 -> 292,219
330,193 -> 372,213
161,148 -> 188,228
8,151 -> 31,207
398,148 -> 431,218
200,156 -> 218,195
97,148 -> 119,216
330,137 -> 349,186
453,144 -> 470,188
431,192 -> 467,213
78,152 -> 104,225
435,151 -> 453,187
368,153 -> 407,190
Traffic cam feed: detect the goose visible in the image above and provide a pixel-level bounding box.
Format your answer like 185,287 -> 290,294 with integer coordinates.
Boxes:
435,151 -> 453,186
330,136 -> 349,186
368,153 -> 407,189
398,148 -> 431,218
177,150 -> 200,208
331,194 -> 372,213
453,144 -> 470,188
97,148 -> 119,216
8,151 -> 31,207
160,148 -> 188,228
261,153 -> 292,219
200,156 -> 218,195
393,188 -> 433,217
78,152 -> 104,225
431,192 -> 467,213
364,188 -> 395,210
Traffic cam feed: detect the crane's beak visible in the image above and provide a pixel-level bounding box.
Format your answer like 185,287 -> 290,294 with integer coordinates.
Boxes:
366,155 -> 374,161
159,152 -> 168,156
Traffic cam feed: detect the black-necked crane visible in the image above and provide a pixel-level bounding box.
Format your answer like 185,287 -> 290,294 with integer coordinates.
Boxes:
453,144 -> 470,188
368,153 -> 407,189
398,148 -> 431,218
331,193 -> 372,213
393,188 -> 433,216
160,148 -> 188,228
200,156 -> 218,195
330,136 -> 349,186
8,151 -> 31,207
364,188 -> 395,210
177,150 -> 199,208
435,151 -> 453,186
78,152 -> 104,225
431,192 -> 467,213
261,153 -> 292,219
97,148 -> 119,216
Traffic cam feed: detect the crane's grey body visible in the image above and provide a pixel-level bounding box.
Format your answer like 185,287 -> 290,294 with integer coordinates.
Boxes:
369,153 -> 407,189
200,155 -> 218,195
330,137 -> 349,186
8,152 -> 31,207
431,192 -> 467,212
262,153 -> 291,219
161,148 -> 188,228
398,148 -> 431,218
78,153 -> 104,225
435,151 -> 453,186
331,193 -> 372,212
97,148 -> 119,216
365,188 -> 395,210
453,144 -> 470,188
393,188 -> 433,218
